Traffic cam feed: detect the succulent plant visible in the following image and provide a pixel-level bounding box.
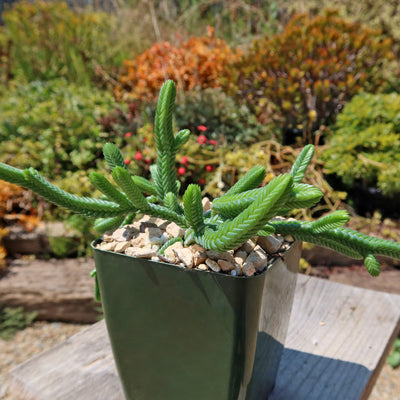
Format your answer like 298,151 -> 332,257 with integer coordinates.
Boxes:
1,80 -> 400,279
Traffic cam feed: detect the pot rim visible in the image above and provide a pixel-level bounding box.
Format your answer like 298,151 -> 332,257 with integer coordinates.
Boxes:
91,239 -> 292,280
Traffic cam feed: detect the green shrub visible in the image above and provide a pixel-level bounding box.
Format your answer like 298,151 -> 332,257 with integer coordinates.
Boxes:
0,305 -> 37,340
322,93 -> 400,196
161,0 -> 281,45
281,0 -> 400,54
2,0 -> 131,86
387,338 -> 400,368
174,88 -> 271,145
0,28 -> 11,88
237,11 -> 394,141
0,79 -> 126,190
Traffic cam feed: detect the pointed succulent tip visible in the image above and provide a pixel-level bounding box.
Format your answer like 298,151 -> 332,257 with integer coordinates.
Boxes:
160,79 -> 176,93
163,79 -> 176,86
365,253 -> 381,277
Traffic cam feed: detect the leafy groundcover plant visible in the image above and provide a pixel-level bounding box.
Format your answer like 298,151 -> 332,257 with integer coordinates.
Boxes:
0,80 -> 400,284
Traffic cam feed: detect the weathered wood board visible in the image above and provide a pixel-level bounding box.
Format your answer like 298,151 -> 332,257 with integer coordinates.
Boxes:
0,257 -> 99,323
8,275 -> 400,400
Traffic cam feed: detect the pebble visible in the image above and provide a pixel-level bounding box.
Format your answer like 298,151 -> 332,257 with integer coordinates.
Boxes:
190,244 -> 207,266
139,221 -> 158,232
257,235 -> 284,254
160,232 -> 172,243
202,197 -> 211,212
218,259 -> 235,272
238,240 -> 256,253
114,241 -> 131,253
206,250 -> 235,264
165,223 -> 186,238
125,247 -> 156,258
97,242 -> 116,252
242,263 -> 256,277
243,245 -> 269,272
174,248 -> 194,268
205,258 -> 221,272
234,251 -> 247,266
111,228 -> 134,242
164,241 -> 184,263
130,233 -> 146,248
144,227 -> 164,246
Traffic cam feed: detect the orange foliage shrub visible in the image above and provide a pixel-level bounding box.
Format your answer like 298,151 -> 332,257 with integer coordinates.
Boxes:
116,28 -> 240,102
0,181 -> 24,218
0,181 -> 41,232
237,11 -> 394,140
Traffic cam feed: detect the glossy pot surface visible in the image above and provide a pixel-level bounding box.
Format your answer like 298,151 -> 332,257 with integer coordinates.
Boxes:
92,241 -> 301,400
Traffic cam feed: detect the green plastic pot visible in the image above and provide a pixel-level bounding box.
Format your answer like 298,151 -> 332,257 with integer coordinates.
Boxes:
92,240 -> 301,400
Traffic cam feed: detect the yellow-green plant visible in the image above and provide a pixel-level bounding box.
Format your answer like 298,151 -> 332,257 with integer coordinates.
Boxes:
2,0 -> 130,85
322,93 -> 400,197
0,81 -> 399,279
237,11 -> 394,140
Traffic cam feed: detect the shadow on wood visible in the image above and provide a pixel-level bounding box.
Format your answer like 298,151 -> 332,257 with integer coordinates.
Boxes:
270,348 -> 370,400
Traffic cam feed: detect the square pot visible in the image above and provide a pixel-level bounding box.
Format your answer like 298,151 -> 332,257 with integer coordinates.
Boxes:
92,240 -> 301,400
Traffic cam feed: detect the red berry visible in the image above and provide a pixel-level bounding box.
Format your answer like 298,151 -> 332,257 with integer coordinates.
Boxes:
134,151 -> 143,161
197,125 -> 207,132
124,159 -> 131,165
199,178 -> 206,185
197,135 -> 208,145
205,165 -> 213,172
178,167 -> 186,176
124,132 -> 133,138
180,156 -> 189,166
208,139 -> 218,145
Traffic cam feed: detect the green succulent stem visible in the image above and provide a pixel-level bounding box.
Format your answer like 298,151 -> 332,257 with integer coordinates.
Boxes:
2,166 -> 126,218
270,219 -> 400,276
153,80 -> 179,199
0,80 -> 399,279
196,174 -> 293,252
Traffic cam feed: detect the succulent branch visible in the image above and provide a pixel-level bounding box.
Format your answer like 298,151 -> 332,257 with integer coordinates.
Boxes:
0,80 -> 399,276
269,218 -> 400,276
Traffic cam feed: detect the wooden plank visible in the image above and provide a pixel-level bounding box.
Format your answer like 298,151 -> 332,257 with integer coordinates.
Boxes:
8,322 -> 124,400
269,275 -> 400,400
8,275 -> 400,400
0,257 -> 99,323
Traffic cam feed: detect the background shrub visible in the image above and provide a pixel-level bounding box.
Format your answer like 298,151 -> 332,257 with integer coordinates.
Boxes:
154,0 -> 282,45
0,79 -> 126,193
115,27 -> 240,102
174,87 -> 270,145
2,0 -> 132,86
0,305 -> 37,340
0,29 -> 11,88
237,11 -> 394,142
322,92 -> 400,197
281,0 -> 400,55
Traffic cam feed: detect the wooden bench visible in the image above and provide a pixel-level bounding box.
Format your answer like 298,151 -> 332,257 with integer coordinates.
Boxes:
8,274 -> 400,400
